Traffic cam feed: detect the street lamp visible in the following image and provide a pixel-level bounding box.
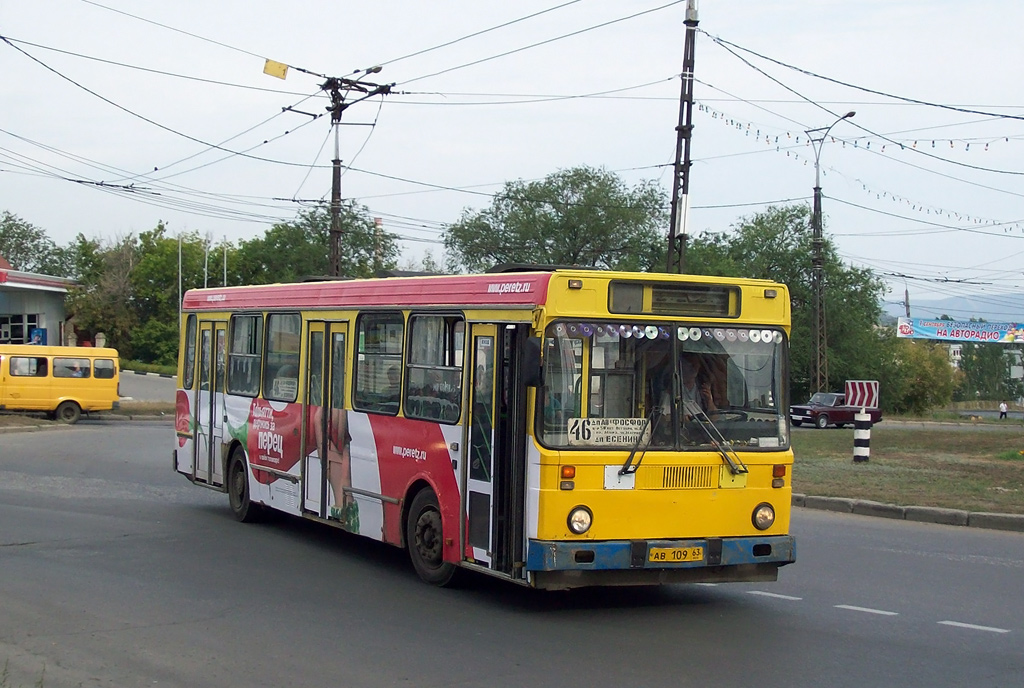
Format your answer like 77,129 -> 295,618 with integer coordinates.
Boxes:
806,110 -> 855,394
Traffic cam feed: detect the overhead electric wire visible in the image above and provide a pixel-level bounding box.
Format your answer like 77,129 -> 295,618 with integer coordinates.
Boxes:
827,195 -> 1024,239
704,33 -> 1024,177
0,34 -> 313,96
378,0 -> 584,68
395,76 -> 678,106
703,31 -> 1024,123
401,0 -> 686,85
2,37 -> 332,171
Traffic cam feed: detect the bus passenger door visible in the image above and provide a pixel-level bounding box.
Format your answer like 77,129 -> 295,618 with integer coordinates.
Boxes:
465,323 -> 529,579
302,321 -> 326,516
302,321 -> 348,520
194,320 -> 227,486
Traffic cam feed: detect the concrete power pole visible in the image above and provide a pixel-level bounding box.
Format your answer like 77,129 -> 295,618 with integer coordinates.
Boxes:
666,0 -> 699,274
321,71 -> 392,277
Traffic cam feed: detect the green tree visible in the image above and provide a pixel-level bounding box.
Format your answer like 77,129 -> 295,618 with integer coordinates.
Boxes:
0,210 -> 71,275
958,342 -> 1013,401
65,226 -> 213,363
444,166 -> 668,272
235,203 -> 398,284
874,333 -> 959,414
65,234 -> 140,357
686,204 -> 887,403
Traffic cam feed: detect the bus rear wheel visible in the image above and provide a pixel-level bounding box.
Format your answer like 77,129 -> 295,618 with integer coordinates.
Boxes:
55,401 -> 81,424
227,448 -> 263,523
406,488 -> 458,586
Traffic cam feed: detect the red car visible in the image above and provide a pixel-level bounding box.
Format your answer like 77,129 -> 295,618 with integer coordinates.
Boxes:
790,392 -> 882,429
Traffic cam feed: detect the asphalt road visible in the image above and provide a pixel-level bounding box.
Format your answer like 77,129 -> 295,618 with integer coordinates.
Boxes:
1,424 -> 1022,688
117,370 -> 176,402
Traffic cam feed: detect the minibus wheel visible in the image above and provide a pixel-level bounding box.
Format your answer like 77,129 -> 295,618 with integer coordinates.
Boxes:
406,488 -> 458,586
55,401 -> 81,424
227,448 -> 263,523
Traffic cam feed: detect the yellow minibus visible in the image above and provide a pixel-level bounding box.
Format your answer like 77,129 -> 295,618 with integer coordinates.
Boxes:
0,345 -> 121,423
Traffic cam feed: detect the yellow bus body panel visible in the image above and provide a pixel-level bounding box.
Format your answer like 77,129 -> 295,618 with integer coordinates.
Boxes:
0,345 -> 121,413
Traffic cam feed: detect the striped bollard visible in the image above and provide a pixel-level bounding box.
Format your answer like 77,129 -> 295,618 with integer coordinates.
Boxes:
853,409 -> 871,463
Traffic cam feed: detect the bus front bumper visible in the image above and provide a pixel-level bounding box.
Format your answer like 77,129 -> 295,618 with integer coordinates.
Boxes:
526,534 -> 795,572
524,535 -> 795,589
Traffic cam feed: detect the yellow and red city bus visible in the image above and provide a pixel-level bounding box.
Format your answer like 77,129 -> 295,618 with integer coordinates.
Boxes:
174,267 -> 794,589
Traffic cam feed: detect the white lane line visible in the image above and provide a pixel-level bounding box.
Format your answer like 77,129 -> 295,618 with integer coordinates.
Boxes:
938,621 -> 1010,634
747,590 -> 802,601
835,604 -> 899,616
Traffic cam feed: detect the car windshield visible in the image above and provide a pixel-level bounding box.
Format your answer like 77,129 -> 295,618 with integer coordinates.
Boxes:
539,321 -> 788,450
809,392 -> 841,406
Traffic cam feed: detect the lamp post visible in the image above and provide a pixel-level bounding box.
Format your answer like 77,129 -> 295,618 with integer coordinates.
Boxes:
806,110 -> 855,394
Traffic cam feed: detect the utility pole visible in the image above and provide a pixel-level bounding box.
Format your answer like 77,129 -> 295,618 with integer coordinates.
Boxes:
321,70 -> 392,277
807,111 -> 855,393
666,0 -> 698,274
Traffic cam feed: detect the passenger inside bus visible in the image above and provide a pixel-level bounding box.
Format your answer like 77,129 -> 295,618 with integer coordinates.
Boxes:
678,354 -> 716,419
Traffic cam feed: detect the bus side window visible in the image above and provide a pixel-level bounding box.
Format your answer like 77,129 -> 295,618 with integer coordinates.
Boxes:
353,311 -> 404,415
94,359 -> 116,379
55,358 -> 91,378
10,357 -> 46,377
262,313 -> 300,403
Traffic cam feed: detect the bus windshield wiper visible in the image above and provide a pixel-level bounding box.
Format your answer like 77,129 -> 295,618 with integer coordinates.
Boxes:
619,407 -> 662,476
686,402 -> 748,475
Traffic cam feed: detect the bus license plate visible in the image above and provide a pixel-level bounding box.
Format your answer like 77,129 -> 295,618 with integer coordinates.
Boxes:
648,546 -> 704,563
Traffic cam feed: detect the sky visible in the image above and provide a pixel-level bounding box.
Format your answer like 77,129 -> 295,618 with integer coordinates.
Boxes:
3,0 -> 1024,321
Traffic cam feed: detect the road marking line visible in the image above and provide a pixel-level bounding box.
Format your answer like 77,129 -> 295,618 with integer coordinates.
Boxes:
938,621 -> 1010,634
835,604 -> 899,616
747,590 -> 802,601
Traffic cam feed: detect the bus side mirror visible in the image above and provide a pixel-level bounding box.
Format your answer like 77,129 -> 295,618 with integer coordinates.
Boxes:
523,336 -> 543,387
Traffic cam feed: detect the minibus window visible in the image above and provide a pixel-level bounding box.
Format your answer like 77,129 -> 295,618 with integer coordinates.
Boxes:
94,359 -> 116,379
10,357 -> 47,377
55,358 -> 91,378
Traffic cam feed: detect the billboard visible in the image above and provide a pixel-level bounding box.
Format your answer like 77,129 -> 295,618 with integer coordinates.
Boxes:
897,317 -> 1024,343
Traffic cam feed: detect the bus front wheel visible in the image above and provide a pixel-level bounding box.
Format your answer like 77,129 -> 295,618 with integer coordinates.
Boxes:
406,488 -> 458,587
228,448 -> 263,523
55,401 -> 81,424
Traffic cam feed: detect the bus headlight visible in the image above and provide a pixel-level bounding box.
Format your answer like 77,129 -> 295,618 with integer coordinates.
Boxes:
567,506 -> 593,535
752,503 -> 775,530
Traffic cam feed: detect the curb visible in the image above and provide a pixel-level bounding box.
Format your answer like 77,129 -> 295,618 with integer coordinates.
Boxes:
0,414 -> 173,433
124,369 -> 176,379
793,494 -> 1024,533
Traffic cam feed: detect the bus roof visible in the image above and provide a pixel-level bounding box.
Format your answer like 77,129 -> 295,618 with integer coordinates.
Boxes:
180,269 -> 788,313
0,345 -> 120,357
182,272 -> 555,311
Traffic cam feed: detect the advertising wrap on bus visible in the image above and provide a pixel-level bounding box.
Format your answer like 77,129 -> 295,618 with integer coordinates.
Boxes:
174,269 -> 796,590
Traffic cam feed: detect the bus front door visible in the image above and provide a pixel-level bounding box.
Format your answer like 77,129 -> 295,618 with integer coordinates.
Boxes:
302,321 -> 348,520
465,323 -> 529,579
194,320 -> 227,486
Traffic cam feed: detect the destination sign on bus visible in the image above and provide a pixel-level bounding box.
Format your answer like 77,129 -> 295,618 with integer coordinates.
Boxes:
567,417 -> 650,446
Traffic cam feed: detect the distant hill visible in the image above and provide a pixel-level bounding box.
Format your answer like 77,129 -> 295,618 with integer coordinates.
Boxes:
882,293 -> 1024,323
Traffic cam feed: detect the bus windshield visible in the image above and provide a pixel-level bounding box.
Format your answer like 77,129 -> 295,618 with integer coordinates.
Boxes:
539,321 -> 788,450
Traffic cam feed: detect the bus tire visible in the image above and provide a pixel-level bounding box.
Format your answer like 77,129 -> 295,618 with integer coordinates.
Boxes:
227,448 -> 263,523
815,414 -> 830,429
406,488 -> 458,587
55,401 -> 81,424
